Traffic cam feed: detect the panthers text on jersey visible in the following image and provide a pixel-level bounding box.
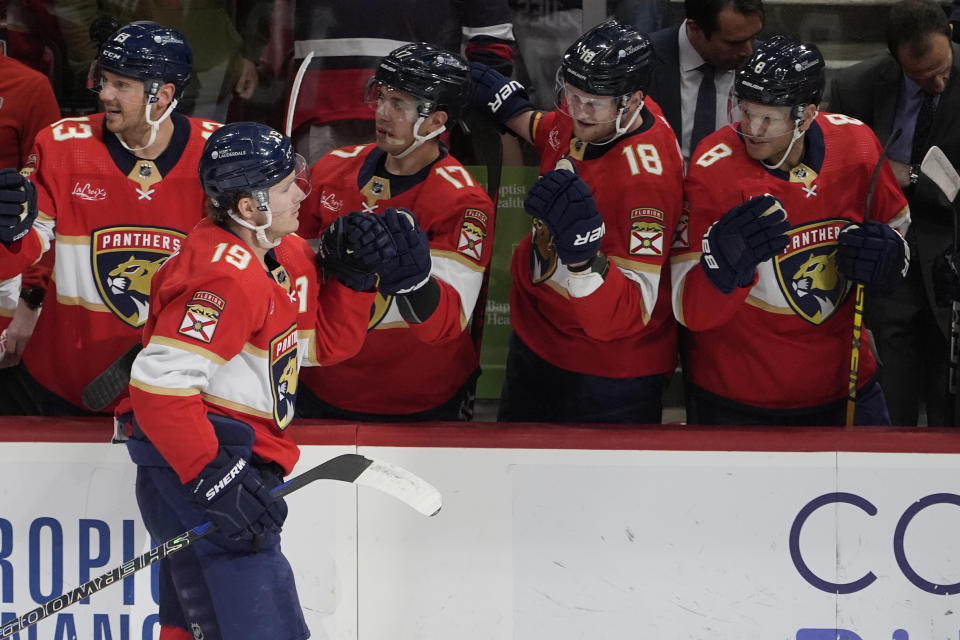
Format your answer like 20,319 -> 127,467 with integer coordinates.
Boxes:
299,144 -> 494,414
671,113 -> 911,409
128,219 -> 375,483
0,113 -> 221,411
512,105 -> 684,378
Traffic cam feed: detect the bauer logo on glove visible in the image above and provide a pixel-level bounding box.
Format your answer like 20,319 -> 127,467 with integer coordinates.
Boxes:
524,169 -> 605,266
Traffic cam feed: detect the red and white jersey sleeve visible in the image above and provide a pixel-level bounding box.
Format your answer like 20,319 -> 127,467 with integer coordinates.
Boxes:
129,220 -> 373,482
671,113 -> 910,408
298,144 -> 494,414
0,274 -> 19,337
509,108 -> 683,378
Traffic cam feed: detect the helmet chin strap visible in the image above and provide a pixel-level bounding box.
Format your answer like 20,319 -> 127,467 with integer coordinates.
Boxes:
761,109 -> 818,171
228,191 -> 281,249
390,116 -> 445,159
115,97 -> 179,153
594,98 -> 643,146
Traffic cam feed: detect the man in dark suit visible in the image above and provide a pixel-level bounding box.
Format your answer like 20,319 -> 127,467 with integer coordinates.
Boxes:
830,0 -> 960,426
647,0 -> 764,164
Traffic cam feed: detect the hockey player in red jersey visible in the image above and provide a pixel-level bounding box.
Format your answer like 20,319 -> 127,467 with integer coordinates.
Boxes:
0,169 -> 41,357
0,22 -> 224,415
671,36 -> 911,425
122,122 -> 375,640
468,19 -> 684,423
297,43 -> 496,421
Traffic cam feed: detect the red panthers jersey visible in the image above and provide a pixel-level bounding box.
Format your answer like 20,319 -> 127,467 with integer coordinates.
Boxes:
4,113 -> 222,411
129,219 -> 375,483
671,113 -> 910,409
299,144 -> 494,414
511,106 -> 684,378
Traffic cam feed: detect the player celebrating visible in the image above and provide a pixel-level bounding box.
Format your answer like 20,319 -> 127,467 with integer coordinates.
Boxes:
0,21 -> 223,415
297,43 -> 495,421
671,36 -> 911,425
469,19 -> 684,423
122,122 -> 376,640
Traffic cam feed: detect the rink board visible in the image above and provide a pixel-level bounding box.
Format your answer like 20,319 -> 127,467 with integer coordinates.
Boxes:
0,420 -> 958,640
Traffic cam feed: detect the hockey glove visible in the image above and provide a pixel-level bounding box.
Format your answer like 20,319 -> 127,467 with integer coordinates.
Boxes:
524,169 -> 604,265
836,221 -> 909,294
0,169 -> 37,245
934,247 -> 960,307
469,62 -> 533,126
317,211 -> 396,291
378,207 -> 432,296
190,448 -> 287,543
700,194 -> 790,294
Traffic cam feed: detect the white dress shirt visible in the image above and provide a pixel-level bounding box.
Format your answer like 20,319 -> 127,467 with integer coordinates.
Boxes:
677,20 -> 736,161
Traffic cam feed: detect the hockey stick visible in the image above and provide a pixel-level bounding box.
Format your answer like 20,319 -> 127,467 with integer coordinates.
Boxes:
285,51 -> 314,138
846,128 -> 902,426
81,342 -> 144,412
0,453 -> 441,638
920,145 -> 960,424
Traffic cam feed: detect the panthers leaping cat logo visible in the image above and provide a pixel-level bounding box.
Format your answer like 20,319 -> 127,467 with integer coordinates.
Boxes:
276,357 -> 298,428
790,250 -> 840,323
106,255 -> 166,325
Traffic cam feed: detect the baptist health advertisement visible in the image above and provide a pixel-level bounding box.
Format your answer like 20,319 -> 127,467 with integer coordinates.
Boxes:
1,439 -> 959,639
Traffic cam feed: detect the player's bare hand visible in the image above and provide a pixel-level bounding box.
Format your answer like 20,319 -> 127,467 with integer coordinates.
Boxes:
888,160 -> 912,190
0,299 -> 40,368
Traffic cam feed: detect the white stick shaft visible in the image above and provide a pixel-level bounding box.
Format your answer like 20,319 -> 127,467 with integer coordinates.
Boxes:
285,52 -> 315,138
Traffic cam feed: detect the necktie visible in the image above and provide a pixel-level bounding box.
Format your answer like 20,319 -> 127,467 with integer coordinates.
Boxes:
690,63 -> 716,155
911,91 -> 937,164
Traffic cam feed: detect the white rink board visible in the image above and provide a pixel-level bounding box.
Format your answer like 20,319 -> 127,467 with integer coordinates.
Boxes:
1,443 -> 960,639
355,447 -> 960,640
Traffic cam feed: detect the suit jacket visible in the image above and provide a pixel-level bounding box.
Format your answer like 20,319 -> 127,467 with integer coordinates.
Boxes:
647,25 -> 683,143
829,44 -> 960,337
